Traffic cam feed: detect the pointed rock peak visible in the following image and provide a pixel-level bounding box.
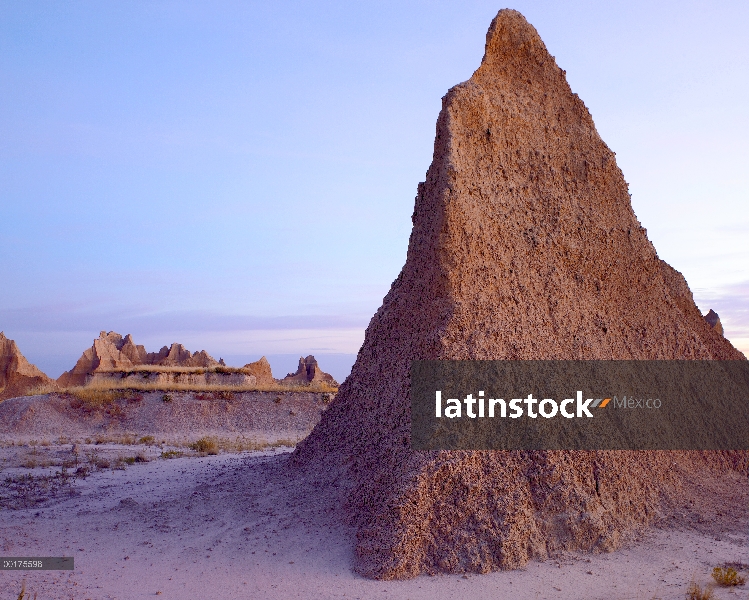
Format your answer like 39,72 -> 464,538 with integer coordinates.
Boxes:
292,8 -> 744,581
0,333 -> 54,399
479,9 -> 548,69
282,355 -> 338,386
243,356 -> 275,384
96,331 -> 126,350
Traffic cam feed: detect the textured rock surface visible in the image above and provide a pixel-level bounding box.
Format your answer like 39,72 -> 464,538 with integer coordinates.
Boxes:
243,356 -> 276,385
291,9 -> 747,580
0,332 -> 56,400
0,390 -> 328,443
57,331 -> 220,387
283,356 -> 339,387
704,309 -> 724,336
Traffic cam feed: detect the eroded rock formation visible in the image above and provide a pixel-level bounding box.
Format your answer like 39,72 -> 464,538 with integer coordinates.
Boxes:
243,356 -> 275,385
704,309 -> 724,336
57,331 -> 220,387
282,356 -> 338,387
0,332 -> 55,400
292,9 -> 746,580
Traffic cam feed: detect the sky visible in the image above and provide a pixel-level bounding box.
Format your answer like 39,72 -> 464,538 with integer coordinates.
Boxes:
1,0 -> 747,381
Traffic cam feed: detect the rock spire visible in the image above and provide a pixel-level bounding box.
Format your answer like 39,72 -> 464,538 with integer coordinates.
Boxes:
0,332 -> 55,400
292,9 -> 745,579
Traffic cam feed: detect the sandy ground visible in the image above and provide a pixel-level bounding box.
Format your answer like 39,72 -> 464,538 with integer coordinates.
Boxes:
0,448 -> 747,600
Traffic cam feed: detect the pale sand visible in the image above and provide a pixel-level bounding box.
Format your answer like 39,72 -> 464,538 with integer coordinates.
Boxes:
1,449 -> 747,600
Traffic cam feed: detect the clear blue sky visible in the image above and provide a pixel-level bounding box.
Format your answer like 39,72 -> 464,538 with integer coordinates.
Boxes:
1,1 -> 747,380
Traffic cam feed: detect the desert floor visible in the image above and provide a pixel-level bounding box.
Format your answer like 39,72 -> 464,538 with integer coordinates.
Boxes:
0,446 -> 747,600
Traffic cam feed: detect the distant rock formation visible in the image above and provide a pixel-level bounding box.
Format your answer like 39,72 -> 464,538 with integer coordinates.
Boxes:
57,331 -> 220,387
292,9 -> 746,580
243,356 -> 275,385
145,343 -> 218,368
282,356 -> 338,387
704,309 -> 724,336
0,332 -> 55,400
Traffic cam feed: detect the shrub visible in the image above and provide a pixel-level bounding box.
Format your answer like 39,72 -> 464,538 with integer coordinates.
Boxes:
162,393 -> 172,403
160,450 -> 183,459
712,567 -> 746,586
139,435 -> 155,445
190,437 -> 218,454
686,581 -> 714,600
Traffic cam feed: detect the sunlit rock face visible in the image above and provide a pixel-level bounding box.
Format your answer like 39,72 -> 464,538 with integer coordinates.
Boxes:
57,331 -> 220,387
291,9 -> 746,580
0,332 -> 55,400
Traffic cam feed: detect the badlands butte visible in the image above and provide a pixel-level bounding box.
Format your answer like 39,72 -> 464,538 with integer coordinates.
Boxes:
0,330 -> 338,444
0,7 -> 746,588
291,8 -> 747,580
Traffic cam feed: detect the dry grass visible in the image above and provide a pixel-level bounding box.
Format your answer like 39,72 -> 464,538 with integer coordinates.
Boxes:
96,365 -> 247,375
686,580 -> 715,600
190,437 -> 219,454
712,566 -> 747,586
215,437 -> 299,452
63,388 -> 130,417
17,580 -> 37,600
160,449 -> 184,459
22,383 -> 58,396
59,379 -> 337,396
1,464 -> 85,510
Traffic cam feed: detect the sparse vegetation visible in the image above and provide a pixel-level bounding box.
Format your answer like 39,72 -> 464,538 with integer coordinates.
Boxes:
207,437 -> 299,452
190,437 -> 219,454
160,450 -> 184,459
139,435 -> 155,445
98,364 -> 249,375
65,387 -> 126,414
712,566 -> 746,586
22,382 -> 57,397
16,580 -> 36,600
122,453 -> 149,465
56,378 -> 337,396
686,580 -> 715,600
1,467 -> 83,510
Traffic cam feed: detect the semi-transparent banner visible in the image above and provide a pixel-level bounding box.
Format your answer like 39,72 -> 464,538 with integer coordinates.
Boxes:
410,361 -> 749,450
